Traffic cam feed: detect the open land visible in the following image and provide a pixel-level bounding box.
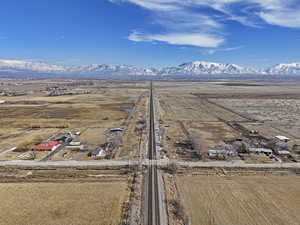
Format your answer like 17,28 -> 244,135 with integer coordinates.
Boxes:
155,81 -> 300,162
1,78 -> 300,225
0,168 -> 130,225
176,171 -> 300,225
0,79 -> 148,161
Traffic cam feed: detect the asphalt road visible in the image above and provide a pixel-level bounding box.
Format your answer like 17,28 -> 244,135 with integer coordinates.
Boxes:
0,159 -> 299,168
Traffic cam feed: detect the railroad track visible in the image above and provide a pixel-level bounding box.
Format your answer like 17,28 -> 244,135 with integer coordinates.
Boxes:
147,81 -> 161,225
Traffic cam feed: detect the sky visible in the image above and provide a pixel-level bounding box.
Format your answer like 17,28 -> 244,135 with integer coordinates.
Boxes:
0,0 -> 300,69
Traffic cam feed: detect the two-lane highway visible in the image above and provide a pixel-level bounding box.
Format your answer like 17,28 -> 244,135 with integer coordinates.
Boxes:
145,82 -> 166,225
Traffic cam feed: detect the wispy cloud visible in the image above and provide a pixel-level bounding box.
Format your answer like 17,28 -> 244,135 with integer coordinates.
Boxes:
110,0 -> 300,48
260,9 -> 300,28
129,31 -> 224,48
205,46 -> 244,55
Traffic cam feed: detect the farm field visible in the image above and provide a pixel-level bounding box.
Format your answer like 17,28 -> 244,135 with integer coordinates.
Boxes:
177,174 -> 300,225
155,81 -> 300,160
0,181 -> 129,225
116,93 -> 148,159
0,168 -> 130,225
0,79 -> 148,160
212,98 -> 300,140
187,122 -> 240,150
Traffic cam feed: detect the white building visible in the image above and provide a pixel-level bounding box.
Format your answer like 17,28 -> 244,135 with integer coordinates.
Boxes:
69,142 -> 81,146
275,136 -> 290,142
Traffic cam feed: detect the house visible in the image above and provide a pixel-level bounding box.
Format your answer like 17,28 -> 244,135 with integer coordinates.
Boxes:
32,141 -> 60,151
275,136 -> 290,143
249,148 -> 273,155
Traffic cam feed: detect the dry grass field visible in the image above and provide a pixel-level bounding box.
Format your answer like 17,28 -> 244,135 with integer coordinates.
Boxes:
212,98 -> 300,139
2,80 -> 300,161
154,81 -> 300,159
177,174 -> 300,225
0,181 -> 129,225
187,122 -> 240,150
117,93 -> 148,159
0,79 -> 148,160
79,127 -> 108,148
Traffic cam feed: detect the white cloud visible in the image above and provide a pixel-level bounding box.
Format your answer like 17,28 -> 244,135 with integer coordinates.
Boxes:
129,32 -> 224,47
109,0 -> 179,11
110,0 -> 300,48
111,0 -> 300,28
260,10 -> 300,28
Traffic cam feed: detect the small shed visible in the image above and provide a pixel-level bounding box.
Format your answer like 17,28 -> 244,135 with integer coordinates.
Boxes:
69,142 -> 81,146
66,145 -> 84,150
275,136 -> 290,143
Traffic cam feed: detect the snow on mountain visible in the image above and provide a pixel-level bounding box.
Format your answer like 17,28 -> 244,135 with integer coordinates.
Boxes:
73,64 -> 159,75
0,60 -> 66,73
160,61 -> 256,75
265,63 -> 300,75
1,59 -> 300,76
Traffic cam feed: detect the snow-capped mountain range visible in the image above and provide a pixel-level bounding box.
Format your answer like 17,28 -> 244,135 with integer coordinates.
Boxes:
162,61 -> 256,75
0,59 -> 300,76
264,63 -> 300,75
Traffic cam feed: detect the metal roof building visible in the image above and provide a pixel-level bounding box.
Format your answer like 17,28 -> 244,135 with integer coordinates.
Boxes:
275,136 -> 290,142
249,148 -> 273,154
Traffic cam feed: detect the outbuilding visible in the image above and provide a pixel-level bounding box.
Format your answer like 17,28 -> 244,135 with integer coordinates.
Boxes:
208,150 -> 235,157
249,148 -> 273,155
69,142 -> 81,146
91,148 -> 106,158
275,136 -> 290,143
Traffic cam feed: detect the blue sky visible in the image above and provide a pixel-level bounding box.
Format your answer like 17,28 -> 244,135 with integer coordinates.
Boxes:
0,0 -> 300,69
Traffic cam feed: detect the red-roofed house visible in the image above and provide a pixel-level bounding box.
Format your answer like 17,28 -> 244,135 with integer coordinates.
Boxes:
32,141 -> 60,151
